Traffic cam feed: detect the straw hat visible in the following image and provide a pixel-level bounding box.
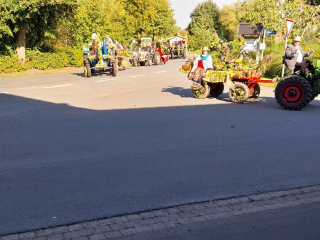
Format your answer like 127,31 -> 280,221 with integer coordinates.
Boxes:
293,36 -> 302,42
202,47 -> 209,51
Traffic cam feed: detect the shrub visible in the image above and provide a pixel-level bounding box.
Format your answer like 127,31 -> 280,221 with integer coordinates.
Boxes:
0,48 -> 83,73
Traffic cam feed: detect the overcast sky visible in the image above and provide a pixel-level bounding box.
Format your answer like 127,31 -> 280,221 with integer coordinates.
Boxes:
170,0 -> 237,29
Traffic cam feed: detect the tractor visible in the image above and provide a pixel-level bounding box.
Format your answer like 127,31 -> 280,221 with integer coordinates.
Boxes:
130,38 -> 160,66
83,39 -> 118,78
275,55 -> 320,110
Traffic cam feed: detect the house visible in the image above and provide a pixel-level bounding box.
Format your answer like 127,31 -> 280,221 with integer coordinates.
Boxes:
238,23 -> 264,61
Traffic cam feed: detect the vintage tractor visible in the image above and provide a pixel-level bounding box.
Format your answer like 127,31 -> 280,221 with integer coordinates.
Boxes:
130,38 -> 160,66
167,34 -> 187,60
83,39 -> 118,77
275,56 -> 320,110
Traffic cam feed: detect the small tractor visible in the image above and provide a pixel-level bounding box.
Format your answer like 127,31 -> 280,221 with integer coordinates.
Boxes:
130,38 -> 160,66
275,56 -> 320,110
83,39 -> 118,77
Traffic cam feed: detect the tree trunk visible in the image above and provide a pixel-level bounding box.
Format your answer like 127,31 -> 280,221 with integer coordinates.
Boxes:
16,27 -> 26,62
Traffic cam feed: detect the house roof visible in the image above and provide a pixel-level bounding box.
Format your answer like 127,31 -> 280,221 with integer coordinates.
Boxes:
238,23 -> 264,36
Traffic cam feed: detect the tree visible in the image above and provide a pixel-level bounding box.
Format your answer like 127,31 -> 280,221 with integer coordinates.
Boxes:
188,0 -> 222,37
219,5 -> 239,41
0,0 -> 77,60
237,0 -> 320,38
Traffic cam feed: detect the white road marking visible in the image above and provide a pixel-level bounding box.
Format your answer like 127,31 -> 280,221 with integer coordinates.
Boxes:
155,71 -> 167,73
43,84 -> 74,89
95,79 -> 115,82
130,75 -> 145,78
1,92 -> 10,94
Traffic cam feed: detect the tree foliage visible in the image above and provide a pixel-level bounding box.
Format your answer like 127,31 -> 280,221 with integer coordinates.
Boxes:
236,0 -> 320,38
219,5 -> 239,41
0,0 -> 177,54
187,0 -> 222,50
0,0 -> 77,52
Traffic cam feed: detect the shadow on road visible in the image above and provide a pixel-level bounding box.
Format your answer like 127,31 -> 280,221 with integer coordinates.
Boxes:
1,93 -> 320,236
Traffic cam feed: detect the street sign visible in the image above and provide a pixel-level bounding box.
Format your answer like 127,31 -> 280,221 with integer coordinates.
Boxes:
265,30 -> 277,35
286,19 -> 295,37
260,43 -> 266,50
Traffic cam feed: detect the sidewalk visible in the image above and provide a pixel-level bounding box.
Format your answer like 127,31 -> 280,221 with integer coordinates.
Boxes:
0,68 -> 83,78
2,184 -> 320,240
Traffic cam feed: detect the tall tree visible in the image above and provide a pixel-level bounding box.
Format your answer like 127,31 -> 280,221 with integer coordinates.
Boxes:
188,0 -> 222,37
0,0 -> 77,59
219,5 -> 239,41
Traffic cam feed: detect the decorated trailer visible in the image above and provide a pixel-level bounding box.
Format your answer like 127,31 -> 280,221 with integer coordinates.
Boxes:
167,34 -> 187,59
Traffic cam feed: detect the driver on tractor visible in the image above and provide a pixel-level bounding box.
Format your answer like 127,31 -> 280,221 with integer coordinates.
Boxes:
188,47 -> 213,88
283,36 -> 315,77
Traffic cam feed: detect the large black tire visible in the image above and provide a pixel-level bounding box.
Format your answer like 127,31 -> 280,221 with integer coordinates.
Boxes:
191,81 -> 210,99
249,83 -> 260,98
112,60 -> 118,76
183,49 -> 187,59
275,75 -> 312,110
229,82 -> 250,103
171,51 -> 174,60
140,61 -> 146,66
153,52 -> 160,65
84,64 -> 91,78
208,82 -> 224,97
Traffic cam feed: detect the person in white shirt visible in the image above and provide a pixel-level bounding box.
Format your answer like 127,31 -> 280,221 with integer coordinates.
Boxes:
188,47 -> 213,87
284,36 -> 315,76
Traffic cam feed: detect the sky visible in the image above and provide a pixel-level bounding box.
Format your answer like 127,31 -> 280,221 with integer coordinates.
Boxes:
170,0 -> 237,29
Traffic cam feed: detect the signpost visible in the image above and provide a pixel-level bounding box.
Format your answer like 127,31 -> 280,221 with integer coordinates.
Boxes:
281,19 -> 295,77
261,30 -> 276,59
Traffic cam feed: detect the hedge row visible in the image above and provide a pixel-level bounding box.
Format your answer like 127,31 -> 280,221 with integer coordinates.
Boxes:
0,48 -> 83,73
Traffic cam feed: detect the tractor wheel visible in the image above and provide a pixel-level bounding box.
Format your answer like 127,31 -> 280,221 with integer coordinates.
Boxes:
229,82 -> 250,103
208,82 -> 224,98
140,61 -> 146,66
171,51 -> 174,60
84,64 -> 91,78
275,75 -> 312,110
112,60 -> 118,76
249,83 -> 260,98
133,58 -> 138,67
147,58 -> 153,66
183,49 -> 187,59
154,52 -> 160,65
191,81 -> 210,99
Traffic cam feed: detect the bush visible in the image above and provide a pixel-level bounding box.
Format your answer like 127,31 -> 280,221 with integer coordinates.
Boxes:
0,55 -> 29,73
0,48 -> 83,73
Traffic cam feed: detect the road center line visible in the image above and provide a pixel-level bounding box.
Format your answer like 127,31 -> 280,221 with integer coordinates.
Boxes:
95,79 -> 115,82
130,75 -> 145,78
43,84 -> 74,89
155,71 -> 167,73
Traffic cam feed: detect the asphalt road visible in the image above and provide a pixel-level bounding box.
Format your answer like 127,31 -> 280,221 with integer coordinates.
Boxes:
1,58 -> 320,235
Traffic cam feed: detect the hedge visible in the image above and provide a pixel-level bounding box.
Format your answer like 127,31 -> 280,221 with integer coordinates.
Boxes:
0,48 -> 83,74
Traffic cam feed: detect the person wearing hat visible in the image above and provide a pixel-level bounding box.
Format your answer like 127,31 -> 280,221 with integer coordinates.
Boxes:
284,36 -> 315,76
188,47 -> 213,87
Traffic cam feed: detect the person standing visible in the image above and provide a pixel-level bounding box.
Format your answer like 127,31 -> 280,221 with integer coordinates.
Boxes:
284,36 -> 315,76
188,47 -> 213,87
